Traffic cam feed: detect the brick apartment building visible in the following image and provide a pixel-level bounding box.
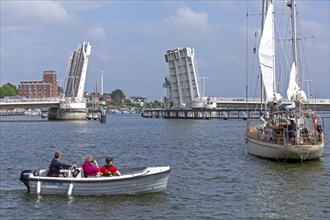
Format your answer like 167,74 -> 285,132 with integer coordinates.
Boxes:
18,71 -> 58,98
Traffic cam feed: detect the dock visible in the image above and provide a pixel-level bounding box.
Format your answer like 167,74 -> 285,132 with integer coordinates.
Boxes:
0,110 -> 25,116
142,98 -> 330,120
142,108 -> 261,120
86,109 -> 107,123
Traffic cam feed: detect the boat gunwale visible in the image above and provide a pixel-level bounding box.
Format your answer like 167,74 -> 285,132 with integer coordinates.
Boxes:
27,167 -> 171,184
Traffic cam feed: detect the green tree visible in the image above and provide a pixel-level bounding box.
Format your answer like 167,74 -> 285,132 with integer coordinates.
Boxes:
152,100 -> 161,108
111,89 -> 125,101
144,100 -> 162,109
2,84 -> 16,96
6,83 -> 17,94
0,87 -> 6,98
0,83 -> 17,97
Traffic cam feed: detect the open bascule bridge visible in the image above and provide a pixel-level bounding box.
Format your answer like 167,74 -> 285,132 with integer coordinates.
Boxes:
48,41 -> 91,120
0,41 -> 92,120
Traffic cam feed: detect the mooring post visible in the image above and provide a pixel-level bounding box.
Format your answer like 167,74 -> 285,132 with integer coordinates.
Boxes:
100,110 -> 106,123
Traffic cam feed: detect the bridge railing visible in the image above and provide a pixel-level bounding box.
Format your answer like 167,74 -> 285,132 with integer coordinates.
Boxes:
0,97 -> 60,103
0,96 -> 88,104
60,97 -> 86,103
214,97 -> 330,104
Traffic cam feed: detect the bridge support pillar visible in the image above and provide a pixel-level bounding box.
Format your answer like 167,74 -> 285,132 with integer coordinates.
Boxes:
48,100 -> 87,120
48,107 -> 88,120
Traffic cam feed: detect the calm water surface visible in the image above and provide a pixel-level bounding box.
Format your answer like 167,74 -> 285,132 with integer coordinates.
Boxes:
0,114 -> 329,219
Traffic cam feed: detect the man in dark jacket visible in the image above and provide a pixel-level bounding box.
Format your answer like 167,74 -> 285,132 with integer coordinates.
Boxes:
47,151 -> 71,177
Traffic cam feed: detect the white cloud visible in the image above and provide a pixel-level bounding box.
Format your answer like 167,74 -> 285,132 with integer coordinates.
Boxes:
1,1 -> 74,27
85,27 -> 107,42
165,7 -> 211,35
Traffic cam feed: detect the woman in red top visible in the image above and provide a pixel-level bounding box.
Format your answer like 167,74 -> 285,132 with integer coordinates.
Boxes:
81,155 -> 101,177
99,156 -> 121,176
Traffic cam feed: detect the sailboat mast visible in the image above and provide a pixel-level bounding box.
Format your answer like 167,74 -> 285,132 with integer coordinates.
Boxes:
261,0 -> 266,32
260,0 -> 265,110
270,0 -> 276,94
288,0 -> 299,84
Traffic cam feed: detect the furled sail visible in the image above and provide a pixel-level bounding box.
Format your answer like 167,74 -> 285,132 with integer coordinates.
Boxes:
287,62 -> 308,103
287,62 -> 298,100
259,1 -> 282,103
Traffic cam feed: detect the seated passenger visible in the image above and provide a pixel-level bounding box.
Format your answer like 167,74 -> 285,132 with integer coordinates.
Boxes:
99,156 -> 121,176
47,151 -> 72,177
81,155 -> 101,177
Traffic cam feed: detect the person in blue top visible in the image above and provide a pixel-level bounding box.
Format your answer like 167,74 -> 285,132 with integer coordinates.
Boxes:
47,151 -> 72,177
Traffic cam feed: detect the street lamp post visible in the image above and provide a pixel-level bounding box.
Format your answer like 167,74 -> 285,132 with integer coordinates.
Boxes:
199,76 -> 209,97
101,67 -> 104,96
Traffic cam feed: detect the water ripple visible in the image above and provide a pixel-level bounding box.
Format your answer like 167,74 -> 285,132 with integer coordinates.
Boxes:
0,115 -> 329,219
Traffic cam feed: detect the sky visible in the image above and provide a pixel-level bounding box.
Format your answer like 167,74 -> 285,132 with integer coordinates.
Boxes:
1,0 -> 329,100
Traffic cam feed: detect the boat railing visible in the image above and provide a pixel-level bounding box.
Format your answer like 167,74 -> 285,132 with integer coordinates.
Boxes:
246,125 -> 323,145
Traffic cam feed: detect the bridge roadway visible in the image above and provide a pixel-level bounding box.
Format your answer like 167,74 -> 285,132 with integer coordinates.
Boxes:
0,98 -> 60,109
0,97 -> 329,111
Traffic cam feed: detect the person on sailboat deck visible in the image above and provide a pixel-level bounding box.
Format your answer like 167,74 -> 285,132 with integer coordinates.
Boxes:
99,156 -> 121,176
317,125 -> 323,141
313,117 -> 324,141
82,155 -> 102,177
285,118 -> 296,141
47,151 -> 72,177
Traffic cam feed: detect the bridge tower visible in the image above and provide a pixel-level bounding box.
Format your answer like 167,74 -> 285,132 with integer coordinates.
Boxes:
164,48 -> 201,109
48,41 -> 92,120
164,47 -> 216,109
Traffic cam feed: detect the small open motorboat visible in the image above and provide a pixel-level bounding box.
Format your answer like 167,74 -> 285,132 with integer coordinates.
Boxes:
20,166 -> 170,195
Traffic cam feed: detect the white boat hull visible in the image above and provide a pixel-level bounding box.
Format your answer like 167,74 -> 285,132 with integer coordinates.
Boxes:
246,136 -> 324,160
20,166 -> 170,195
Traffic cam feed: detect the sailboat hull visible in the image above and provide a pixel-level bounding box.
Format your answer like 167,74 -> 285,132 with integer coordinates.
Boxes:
245,126 -> 324,160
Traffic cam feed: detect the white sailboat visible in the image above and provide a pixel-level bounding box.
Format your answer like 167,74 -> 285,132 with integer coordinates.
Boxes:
245,0 -> 325,161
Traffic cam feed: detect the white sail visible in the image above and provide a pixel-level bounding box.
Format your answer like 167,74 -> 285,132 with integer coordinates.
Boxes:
296,90 -> 307,103
259,1 -> 282,103
259,1 -> 275,103
287,62 -> 298,100
287,62 -> 308,103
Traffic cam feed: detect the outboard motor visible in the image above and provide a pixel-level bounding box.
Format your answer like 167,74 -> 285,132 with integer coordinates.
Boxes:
20,170 -> 34,192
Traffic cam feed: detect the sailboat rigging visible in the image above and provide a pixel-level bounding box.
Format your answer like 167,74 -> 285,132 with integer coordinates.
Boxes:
245,0 -> 325,161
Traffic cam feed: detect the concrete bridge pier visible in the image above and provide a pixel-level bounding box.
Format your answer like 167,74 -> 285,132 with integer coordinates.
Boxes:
48,99 -> 87,120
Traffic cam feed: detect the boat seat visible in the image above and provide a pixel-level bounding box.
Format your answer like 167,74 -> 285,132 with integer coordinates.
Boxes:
76,168 -> 86,178
80,169 -> 86,178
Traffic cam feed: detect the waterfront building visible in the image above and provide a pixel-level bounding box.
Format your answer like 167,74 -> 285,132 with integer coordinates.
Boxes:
18,70 -> 58,98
